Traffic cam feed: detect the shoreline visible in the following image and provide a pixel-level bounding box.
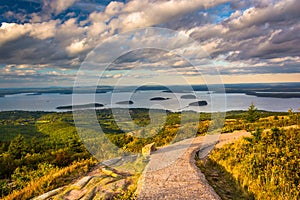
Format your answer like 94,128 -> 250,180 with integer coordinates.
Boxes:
0,108 -> 294,114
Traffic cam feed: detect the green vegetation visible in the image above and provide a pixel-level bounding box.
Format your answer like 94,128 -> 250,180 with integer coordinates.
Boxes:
198,106 -> 300,200
196,157 -> 255,200
221,108 -> 291,133
1,106 -> 299,199
3,159 -> 96,200
246,103 -> 259,123
0,111 -> 94,199
0,108 -> 210,199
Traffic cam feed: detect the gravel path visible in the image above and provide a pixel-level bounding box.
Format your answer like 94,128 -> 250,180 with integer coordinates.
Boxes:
136,131 -> 250,200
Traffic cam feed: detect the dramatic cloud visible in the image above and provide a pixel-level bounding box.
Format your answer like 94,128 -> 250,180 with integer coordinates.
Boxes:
0,0 -> 299,87
0,20 -> 58,45
228,0 -> 300,29
187,0 -> 300,70
118,0 -> 229,30
47,0 -> 78,15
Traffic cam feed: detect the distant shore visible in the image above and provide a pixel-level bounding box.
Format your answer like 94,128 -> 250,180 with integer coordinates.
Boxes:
1,82 -> 300,99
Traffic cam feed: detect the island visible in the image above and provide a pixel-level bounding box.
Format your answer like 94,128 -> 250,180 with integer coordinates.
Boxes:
116,100 -> 134,105
162,90 -> 172,93
188,101 -> 208,106
245,91 -> 300,98
181,94 -> 197,99
56,103 -> 104,110
150,97 -> 170,101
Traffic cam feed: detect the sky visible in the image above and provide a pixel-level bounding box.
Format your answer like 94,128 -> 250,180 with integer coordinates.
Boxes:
0,0 -> 299,88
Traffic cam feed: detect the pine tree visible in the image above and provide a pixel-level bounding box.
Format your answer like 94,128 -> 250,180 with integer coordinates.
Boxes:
8,134 -> 28,159
246,102 -> 259,123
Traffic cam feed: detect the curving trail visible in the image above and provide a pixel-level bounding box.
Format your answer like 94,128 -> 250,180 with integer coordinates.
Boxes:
136,131 -> 250,200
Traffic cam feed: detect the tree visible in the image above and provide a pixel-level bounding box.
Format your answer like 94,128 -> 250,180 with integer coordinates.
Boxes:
246,102 -> 259,123
8,134 -> 28,159
68,138 -> 83,153
252,128 -> 262,142
0,153 -> 16,178
288,108 -> 297,125
30,137 -> 41,153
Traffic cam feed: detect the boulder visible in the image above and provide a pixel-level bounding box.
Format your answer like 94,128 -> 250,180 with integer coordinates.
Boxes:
142,142 -> 156,157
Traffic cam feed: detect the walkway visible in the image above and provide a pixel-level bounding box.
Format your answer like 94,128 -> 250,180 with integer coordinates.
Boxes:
136,131 -> 250,199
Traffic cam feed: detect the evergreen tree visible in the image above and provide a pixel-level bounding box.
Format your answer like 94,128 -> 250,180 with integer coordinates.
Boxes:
68,138 -> 83,153
30,137 -> 41,153
252,128 -> 262,142
246,102 -> 259,123
8,134 -> 28,159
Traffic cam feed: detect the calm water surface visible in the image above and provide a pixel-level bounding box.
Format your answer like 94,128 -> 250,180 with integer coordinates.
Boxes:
0,91 -> 299,112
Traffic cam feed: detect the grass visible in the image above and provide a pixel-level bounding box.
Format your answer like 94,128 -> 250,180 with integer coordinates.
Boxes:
196,157 -> 255,200
3,159 -> 97,200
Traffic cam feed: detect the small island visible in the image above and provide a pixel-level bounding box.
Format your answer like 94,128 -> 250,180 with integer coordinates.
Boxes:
56,103 -> 104,110
162,90 -> 172,93
188,101 -> 208,106
181,94 -> 197,99
116,100 -> 134,105
150,97 -> 170,101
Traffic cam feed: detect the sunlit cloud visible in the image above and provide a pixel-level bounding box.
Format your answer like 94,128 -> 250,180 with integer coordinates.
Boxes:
0,0 -> 299,87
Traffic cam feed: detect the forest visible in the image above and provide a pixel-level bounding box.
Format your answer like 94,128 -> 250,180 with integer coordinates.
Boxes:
0,107 -> 298,199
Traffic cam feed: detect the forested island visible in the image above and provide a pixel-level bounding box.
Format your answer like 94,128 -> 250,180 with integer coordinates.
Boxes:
150,97 -> 170,101
188,101 -> 208,106
56,103 -> 104,110
181,94 -> 197,99
116,100 -> 134,105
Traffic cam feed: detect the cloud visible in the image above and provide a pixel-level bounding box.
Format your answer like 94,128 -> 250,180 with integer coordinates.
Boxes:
0,0 -> 300,86
160,10 -> 214,30
66,38 -> 89,55
0,0 -> 230,66
0,63 -> 76,87
230,0 -> 275,10
118,0 -> 230,31
50,0 -> 77,15
228,0 -> 300,29
0,20 -> 58,45
105,1 -> 125,15
187,0 -> 300,67
42,0 -> 77,16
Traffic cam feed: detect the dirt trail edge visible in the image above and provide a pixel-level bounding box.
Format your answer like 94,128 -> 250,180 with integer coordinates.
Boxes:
136,131 -> 250,200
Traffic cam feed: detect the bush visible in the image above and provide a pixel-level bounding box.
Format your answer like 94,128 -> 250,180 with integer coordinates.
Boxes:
209,128 -> 300,199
